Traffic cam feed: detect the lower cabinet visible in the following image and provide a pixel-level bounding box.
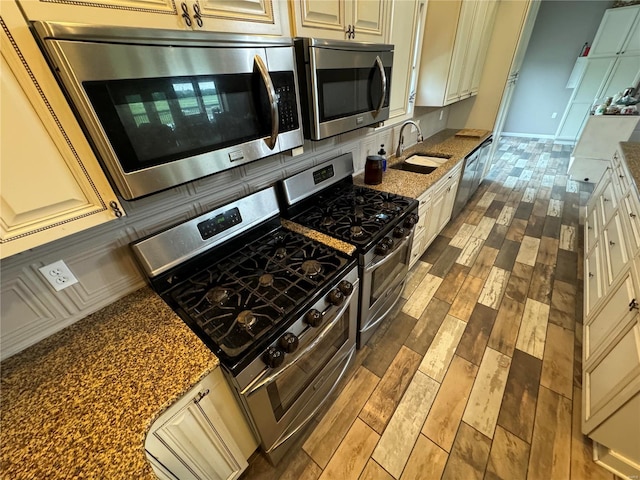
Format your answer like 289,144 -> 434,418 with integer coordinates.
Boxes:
146,368 -> 258,480
409,161 -> 462,268
582,147 -> 640,478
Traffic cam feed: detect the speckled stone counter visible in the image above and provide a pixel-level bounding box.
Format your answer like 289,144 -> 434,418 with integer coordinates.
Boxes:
282,219 -> 357,256
354,128 -> 491,198
0,287 -> 218,480
620,141 -> 640,195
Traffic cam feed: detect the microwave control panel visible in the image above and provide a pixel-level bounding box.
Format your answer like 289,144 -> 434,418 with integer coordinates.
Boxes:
273,73 -> 299,133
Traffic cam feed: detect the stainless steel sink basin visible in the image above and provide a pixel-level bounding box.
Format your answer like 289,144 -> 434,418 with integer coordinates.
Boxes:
390,153 -> 451,174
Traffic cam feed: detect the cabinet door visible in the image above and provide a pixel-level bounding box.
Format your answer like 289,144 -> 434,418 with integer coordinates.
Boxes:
622,11 -> 640,55
470,0 -> 498,95
1,1 -> 122,259
17,0 -> 286,35
440,175 -> 460,230
603,212 -> 628,288
589,6 -> 640,57
444,0 -> 475,104
585,244 -> 603,320
585,206 -> 598,254
290,0 -> 346,39
146,369 -> 252,480
600,54 -> 640,100
349,0 -> 387,42
388,0 -> 427,122
458,0 -> 485,98
426,188 -> 445,246
623,195 -> 640,255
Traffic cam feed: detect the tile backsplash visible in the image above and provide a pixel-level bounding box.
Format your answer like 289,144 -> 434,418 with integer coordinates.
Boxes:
0,108 -> 449,360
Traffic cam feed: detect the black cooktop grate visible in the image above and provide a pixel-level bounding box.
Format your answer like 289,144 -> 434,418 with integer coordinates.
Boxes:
169,228 -> 347,357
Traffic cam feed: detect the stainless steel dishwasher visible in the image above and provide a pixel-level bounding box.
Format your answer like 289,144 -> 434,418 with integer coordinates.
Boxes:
452,136 -> 493,219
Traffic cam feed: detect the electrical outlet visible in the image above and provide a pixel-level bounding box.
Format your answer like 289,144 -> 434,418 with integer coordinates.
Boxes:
39,260 -> 79,291
551,112 -> 558,119
439,109 -> 444,121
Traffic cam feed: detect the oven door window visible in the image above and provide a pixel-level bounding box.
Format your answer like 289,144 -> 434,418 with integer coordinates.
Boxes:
266,311 -> 350,421
369,240 -> 409,307
316,66 -> 391,122
83,72 -> 296,172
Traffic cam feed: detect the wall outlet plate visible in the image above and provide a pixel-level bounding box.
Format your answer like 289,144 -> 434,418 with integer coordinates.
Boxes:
38,260 -> 79,291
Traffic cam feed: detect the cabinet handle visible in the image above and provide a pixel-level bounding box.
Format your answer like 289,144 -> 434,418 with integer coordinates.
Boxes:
181,2 -> 192,27
109,201 -> 123,218
192,3 -> 203,27
603,198 -> 609,202
630,213 -> 637,218
589,272 -> 594,278
345,25 -> 355,39
587,226 -> 592,230
629,299 -> 638,311
194,389 -> 210,404
609,240 -> 615,246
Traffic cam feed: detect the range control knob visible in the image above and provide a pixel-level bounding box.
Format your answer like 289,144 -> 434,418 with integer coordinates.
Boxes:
393,226 -> 407,238
375,242 -> 390,256
328,288 -> 345,306
305,308 -> 323,327
338,280 -> 354,296
263,346 -> 285,368
279,332 -> 299,353
403,213 -> 419,229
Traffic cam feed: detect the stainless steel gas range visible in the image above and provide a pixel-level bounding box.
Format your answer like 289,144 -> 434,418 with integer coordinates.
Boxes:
131,187 -> 359,465
279,153 -> 419,347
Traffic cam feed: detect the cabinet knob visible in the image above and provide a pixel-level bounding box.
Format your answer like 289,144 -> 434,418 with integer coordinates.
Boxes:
609,240 -> 615,246
587,226 -> 592,230
589,272 -> 594,278
630,213 -> 637,219
603,198 -> 609,202
193,389 -> 210,404
629,299 -> 638,311
181,2 -> 192,27
192,3 -> 203,27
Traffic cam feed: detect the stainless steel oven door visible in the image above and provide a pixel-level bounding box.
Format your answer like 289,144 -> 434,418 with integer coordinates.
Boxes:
359,229 -> 413,347
238,279 -> 358,464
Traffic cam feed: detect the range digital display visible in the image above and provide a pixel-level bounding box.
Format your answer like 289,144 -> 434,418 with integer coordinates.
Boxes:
313,165 -> 335,185
197,207 -> 242,240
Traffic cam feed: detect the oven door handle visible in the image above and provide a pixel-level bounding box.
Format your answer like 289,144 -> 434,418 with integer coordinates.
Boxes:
254,54 -> 279,150
365,231 -> 412,274
373,55 -> 387,117
240,279 -> 359,397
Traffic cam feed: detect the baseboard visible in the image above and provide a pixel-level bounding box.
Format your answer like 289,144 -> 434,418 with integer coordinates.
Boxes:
500,132 -> 555,139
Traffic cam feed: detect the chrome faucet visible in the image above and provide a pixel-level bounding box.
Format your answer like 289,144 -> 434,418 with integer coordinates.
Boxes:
395,120 -> 424,157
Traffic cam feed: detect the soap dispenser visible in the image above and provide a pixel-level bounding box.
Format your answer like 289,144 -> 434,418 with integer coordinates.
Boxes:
378,144 -> 387,172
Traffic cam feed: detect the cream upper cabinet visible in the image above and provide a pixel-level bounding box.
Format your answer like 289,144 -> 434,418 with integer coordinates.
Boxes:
387,0 -> 427,123
416,0 -> 498,107
0,1 -> 123,260
17,0 -> 288,35
289,0 -> 389,42
589,5 -> 640,58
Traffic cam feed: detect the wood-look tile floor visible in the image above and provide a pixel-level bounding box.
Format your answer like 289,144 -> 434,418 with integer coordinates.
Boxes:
241,137 -> 619,480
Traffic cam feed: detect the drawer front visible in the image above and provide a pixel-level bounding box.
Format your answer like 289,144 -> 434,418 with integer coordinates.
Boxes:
599,180 -> 618,226
409,230 -> 425,268
585,269 -> 636,361
585,244 -> 603,319
585,207 -> 598,253
603,212 -> 628,287
623,195 -> 640,255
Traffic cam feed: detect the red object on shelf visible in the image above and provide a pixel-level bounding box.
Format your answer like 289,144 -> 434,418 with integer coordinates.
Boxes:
583,45 -> 590,56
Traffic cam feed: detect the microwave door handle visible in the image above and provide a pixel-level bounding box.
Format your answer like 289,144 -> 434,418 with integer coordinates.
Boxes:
254,55 -> 279,150
373,55 -> 386,117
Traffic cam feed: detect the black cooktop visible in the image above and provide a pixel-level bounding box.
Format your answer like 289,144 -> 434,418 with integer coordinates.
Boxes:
165,226 -> 351,363
283,179 -> 417,249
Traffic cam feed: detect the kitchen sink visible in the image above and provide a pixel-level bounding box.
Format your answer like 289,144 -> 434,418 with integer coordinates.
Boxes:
390,153 -> 451,174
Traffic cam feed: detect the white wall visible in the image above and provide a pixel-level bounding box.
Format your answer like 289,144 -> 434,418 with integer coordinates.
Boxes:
502,0 -> 613,136
0,110 -> 447,360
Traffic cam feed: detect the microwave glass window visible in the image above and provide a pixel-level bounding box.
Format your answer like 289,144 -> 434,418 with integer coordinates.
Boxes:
83,72 -> 297,173
317,66 -> 391,122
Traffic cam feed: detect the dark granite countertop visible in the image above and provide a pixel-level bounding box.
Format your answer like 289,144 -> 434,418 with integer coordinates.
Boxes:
354,128 -> 491,199
0,287 -> 218,480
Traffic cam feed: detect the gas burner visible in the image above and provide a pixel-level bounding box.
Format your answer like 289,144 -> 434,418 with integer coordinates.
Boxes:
380,201 -> 401,212
350,225 -> 364,238
237,310 -> 257,328
301,259 -> 323,277
354,195 -> 365,205
259,273 -> 274,287
206,286 -> 230,305
321,216 -> 335,227
274,247 -> 287,260
354,206 -> 364,218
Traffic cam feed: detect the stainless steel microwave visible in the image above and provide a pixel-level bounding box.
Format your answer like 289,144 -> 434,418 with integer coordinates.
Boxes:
31,22 -> 304,200
294,38 -> 393,141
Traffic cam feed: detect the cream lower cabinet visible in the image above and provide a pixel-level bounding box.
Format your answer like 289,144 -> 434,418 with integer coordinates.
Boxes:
146,367 -> 258,480
289,0 -> 389,42
17,0 -> 287,35
409,161 -> 463,268
0,2 -> 123,259
582,148 -> 640,479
